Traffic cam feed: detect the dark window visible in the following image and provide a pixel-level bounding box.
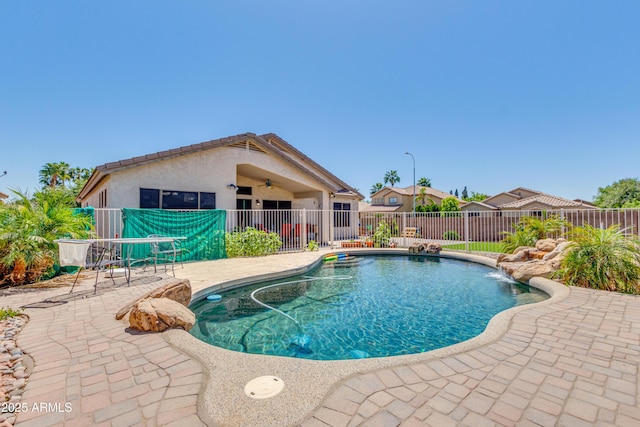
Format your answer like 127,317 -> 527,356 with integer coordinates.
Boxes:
236,186 -> 252,195
263,200 -> 278,210
199,192 -> 216,209
140,188 -> 160,208
334,202 -> 351,227
162,190 -> 198,209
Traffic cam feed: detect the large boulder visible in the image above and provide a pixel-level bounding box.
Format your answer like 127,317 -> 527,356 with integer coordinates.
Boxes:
500,250 -> 530,263
511,261 -> 555,283
116,279 -> 192,320
409,243 -> 425,254
425,242 -> 442,254
536,238 -> 557,252
129,298 -> 195,332
542,241 -> 572,262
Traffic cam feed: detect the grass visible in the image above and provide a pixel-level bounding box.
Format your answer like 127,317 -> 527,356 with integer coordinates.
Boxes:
0,306 -> 23,320
441,242 -> 503,252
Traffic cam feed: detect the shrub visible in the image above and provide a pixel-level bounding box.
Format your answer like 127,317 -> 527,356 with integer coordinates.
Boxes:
373,220 -> 391,247
500,215 -> 570,253
442,230 -> 460,240
225,227 -> 282,257
0,306 -> 23,320
555,224 -> 640,294
0,188 -> 93,286
307,240 -> 319,251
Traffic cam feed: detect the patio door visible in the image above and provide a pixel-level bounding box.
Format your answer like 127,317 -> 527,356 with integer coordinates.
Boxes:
236,199 -> 252,230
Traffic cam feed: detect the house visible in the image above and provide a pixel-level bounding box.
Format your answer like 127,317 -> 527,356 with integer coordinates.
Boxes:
78,132 -> 362,210
460,187 -> 597,213
0,191 -> 7,201
364,185 -> 460,212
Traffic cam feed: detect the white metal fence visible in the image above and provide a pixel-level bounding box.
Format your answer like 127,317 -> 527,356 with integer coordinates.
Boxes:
90,208 -> 640,255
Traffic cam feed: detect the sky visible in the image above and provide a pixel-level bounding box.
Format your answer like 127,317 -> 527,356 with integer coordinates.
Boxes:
1,1 -> 639,202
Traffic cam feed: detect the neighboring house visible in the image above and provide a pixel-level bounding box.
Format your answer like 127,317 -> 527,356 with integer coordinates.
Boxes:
364,185 -> 460,212
0,191 -> 8,201
460,187 -> 597,213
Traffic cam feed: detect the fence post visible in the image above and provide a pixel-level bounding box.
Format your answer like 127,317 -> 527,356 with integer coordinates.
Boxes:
301,209 -> 307,250
464,211 -> 470,253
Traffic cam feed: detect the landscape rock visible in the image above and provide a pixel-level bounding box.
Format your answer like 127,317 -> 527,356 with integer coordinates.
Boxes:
511,261 -> 556,282
116,278 -> 192,320
425,242 -> 442,254
129,298 -> 195,332
536,238 -> 557,252
542,241 -> 572,261
501,250 -> 530,263
408,243 -> 425,254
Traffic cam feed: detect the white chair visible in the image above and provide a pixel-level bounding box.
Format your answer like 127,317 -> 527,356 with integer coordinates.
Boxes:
148,234 -> 183,276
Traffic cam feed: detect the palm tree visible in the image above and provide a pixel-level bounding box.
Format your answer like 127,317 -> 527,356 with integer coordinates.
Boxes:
383,170 -> 400,187
39,162 -> 71,188
415,187 -> 431,206
370,182 -> 383,195
417,177 -> 431,187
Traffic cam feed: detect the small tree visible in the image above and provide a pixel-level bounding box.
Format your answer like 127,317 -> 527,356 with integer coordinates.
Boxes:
594,178 -> 640,208
461,186 -> 468,199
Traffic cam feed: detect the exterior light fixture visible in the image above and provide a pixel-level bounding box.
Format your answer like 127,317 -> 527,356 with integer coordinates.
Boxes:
227,184 -> 238,191
256,199 -> 261,206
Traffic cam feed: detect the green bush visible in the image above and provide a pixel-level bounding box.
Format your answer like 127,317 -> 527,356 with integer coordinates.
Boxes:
442,230 -> 460,240
0,306 -> 23,320
0,188 -> 93,286
555,224 -> 640,294
373,220 -> 391,247
225,227 -> 282,257
500,215 -> 570,253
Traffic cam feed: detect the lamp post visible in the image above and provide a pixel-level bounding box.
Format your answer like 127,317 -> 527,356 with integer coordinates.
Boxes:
404,152 -> 415,213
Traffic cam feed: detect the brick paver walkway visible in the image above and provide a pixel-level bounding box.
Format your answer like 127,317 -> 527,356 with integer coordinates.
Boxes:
4,277 -> 206,427
3,253 -> 640,426
302,286 -> 640,427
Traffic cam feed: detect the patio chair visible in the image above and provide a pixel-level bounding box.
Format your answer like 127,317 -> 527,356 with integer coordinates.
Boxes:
148,234 -> 184,276
58,240 -> 91,293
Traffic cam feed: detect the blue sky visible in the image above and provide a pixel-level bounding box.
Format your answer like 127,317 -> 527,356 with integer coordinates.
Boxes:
1,1 -> 639,201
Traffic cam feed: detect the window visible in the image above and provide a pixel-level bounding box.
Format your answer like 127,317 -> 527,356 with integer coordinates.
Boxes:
140,188 -> 160,208
98,189 -> 108,208
199,192 -> 216,209
334,202 -> 351,227
140,188 -> 216,210
389,197 -> 398,205
162,190 -> 198,209
372,198 -> 384,205
236,186 -> 252,196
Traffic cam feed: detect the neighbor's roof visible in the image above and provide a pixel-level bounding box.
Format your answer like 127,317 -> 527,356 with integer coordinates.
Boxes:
460,200 -> 498,210
360,204 -> 403,212
373,185 -> 455,201
0,191 -> 8,200
499,193 -> 593,209
77,132 -> 364,201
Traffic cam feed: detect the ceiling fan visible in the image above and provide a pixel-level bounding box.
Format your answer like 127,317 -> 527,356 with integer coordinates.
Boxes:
258,178 -> 277,190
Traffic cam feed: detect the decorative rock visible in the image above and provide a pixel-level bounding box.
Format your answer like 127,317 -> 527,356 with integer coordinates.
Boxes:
536,238 -> 557,252
129,298 -> 196,332
116,278 -> 192,320
501,250 -> 530,263
408,243 -> 425,253
425,242 -> 442,254
542,241 -> 572,261
511,260 -> 556,282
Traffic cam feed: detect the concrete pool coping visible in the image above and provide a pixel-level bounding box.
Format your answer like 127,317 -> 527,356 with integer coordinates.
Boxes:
166,249 -> 570,427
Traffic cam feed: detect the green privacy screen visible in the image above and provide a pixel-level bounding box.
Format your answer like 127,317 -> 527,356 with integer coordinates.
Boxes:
121,208 -> 227,262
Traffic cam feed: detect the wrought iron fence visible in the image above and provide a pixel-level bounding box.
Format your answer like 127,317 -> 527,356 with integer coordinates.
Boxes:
89,208 -> 640,256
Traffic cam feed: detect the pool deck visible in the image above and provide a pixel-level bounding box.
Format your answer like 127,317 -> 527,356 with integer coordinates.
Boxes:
4,249 -> 640,426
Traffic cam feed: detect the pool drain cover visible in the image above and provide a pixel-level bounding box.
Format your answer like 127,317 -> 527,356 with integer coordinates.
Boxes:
244,376 -> 284,399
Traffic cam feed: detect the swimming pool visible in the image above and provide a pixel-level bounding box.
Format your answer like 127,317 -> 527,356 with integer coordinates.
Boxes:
189,255 -> 548,360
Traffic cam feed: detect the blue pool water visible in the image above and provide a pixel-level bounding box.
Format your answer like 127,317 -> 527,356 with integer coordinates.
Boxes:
190,256 -> 548,360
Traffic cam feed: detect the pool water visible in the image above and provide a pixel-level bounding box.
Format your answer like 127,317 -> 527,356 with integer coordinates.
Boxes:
190,256 -> 548,360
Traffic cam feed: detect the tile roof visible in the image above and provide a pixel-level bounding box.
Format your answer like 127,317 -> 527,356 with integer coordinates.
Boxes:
499,194 -> 588,209
78,132 -> 364,201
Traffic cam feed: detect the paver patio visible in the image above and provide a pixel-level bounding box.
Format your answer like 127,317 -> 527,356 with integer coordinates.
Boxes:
2,251 -> 640,426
